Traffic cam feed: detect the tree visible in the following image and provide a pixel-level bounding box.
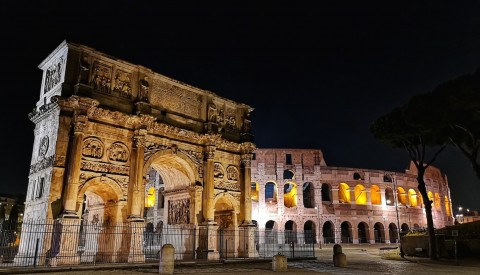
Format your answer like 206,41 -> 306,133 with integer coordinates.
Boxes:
370,107 -> 447,260
406,69 -> 480,179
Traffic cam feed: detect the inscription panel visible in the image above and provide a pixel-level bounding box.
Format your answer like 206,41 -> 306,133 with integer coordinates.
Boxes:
151,78 -> 201,118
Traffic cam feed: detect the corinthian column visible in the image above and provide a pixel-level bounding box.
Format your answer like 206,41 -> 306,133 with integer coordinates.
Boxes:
241,153 -> 253,225
203,145 -> 216,223
62,115 -> 87,218
128,130 -> 146,221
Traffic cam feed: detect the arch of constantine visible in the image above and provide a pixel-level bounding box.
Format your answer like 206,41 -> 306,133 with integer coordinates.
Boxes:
17,41 -> 255,265
15,41 -> 454,266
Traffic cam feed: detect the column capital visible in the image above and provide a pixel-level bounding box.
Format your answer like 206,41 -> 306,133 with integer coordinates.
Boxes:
73,115 -> 88,133
241,154 -> 253,167
205,145 -> 216,160
240,142 -> 256,154
133,129 -> 147,149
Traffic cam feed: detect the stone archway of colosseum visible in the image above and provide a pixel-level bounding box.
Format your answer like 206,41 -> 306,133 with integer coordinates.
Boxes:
143,149 -> 199,225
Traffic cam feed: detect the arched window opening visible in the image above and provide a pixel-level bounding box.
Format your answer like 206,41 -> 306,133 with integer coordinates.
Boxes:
283,169 -> 294,180
265,220 -> 277,244
321,183 -> 331,202
304,220 -> 316,244
370,185 -> 381,205
341,221 -> 352,243
353,172 -> 363,180
383,175 -> 393,182
385,187 -> 394,206
303,182 -> 314,208
322,221 -> 334,244
285,220 -> 297,243
408,189 -> 418,207
354,184 -> 366,205
357,222 -> 369,243
284,182 -> 297,208
434,193 -> 441,210
389,223 -> 399,243
397,187 -> 407,205
428,191 -> 434,207
374,222 -> 385,243
265,182 -> 277,203
251,182 -> 259,202
338,183 -> 350,203
445,196 -> 451,216
401,223 -> 409,234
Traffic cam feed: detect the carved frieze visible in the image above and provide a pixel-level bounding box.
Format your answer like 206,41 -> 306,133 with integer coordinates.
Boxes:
178,148 -> 202,165
152,123 -> 202,140
144,142 -> 170,162
226,166 -> 239,181
214,181 -> 240,192
214,163 -> 225,178
112,69 -> 132,98
107,142 -> 129,163
80,161 -> 129,175
30,155 -> 55,175
151,78 -> 201,118
167,198 -> 190,225
82,137 -> 104,159
91,61 -> 112,93
38,136 -> 49,159
89,107 -> 132,125
44,57 -> 64,93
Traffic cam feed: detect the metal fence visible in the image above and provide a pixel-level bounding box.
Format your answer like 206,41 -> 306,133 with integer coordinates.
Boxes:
0,219 -> 315,268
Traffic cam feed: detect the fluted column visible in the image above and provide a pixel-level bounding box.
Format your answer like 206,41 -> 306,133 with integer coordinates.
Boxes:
203,145 -> 216,223
241,153 -> 253,225
128,130 -> 146,221
62,115 -> 87,218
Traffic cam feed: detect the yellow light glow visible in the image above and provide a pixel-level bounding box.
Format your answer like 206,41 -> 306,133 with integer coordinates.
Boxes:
408,189 -> 417,207
283,182 -> 297,208
370,185 -> 381,205
354,184 -> 366,205
444,196 -> 451,216
339,183 -> 350,203
434,193 -> 441,210
145,187 -> 155,208
251,182 -> 259,201
397,187 -> 407,205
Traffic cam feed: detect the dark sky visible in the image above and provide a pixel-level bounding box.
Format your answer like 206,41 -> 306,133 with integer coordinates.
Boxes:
1,1 -> 480,210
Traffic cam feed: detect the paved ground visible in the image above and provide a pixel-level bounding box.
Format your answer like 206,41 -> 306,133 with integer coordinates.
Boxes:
3,244 -> 480,274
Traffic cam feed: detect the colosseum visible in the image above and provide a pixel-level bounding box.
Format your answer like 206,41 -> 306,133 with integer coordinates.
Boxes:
249,148 -> 454,245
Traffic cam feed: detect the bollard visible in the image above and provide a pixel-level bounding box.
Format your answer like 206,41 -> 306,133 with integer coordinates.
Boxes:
272,253 -> 288,272
333,244 -> 347,267
159,244 -> 175,274
333,244 -> 342,255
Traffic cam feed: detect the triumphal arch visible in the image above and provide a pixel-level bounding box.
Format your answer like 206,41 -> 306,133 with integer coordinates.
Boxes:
17,40 -> 255,265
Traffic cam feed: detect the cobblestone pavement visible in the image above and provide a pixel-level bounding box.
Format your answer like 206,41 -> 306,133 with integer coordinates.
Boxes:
5,244 -> 480,275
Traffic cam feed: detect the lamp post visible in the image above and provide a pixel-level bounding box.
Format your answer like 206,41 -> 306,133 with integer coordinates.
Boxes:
388,173 -> 402,243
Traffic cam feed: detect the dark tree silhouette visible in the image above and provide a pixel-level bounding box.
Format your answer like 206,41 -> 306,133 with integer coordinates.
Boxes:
370,107 -> 447,260
405,69 -> 480,180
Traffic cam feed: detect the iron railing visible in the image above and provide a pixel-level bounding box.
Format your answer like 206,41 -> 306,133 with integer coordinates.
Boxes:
0,219 -> 315,268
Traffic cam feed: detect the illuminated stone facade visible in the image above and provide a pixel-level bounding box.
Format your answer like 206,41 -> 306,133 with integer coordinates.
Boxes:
251,149 -> 454,244
17,41 -> 255,265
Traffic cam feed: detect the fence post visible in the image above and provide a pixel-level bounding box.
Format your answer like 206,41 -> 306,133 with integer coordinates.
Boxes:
291,242 -> 294,258
225,240 -> 228,260
33,238 -> 39,268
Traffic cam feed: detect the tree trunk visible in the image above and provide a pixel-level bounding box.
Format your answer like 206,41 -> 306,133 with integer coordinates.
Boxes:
417,169 -> 438,260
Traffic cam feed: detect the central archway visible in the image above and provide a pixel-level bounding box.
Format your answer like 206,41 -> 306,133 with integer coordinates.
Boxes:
143,149 -> 199,226
214,193 -> 239,258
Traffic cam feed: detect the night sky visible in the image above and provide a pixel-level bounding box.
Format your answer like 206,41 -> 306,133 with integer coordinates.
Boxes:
1,1 -> 480,210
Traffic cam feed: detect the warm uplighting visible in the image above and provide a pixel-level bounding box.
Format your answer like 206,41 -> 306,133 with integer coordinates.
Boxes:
145,187 -> 156,208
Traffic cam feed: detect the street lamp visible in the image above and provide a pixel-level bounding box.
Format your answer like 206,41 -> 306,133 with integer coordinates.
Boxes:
387,173 -> 401,243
